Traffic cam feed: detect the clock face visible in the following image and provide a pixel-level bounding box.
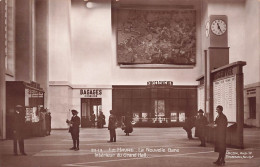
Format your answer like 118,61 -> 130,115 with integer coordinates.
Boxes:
211,19 -> 227,36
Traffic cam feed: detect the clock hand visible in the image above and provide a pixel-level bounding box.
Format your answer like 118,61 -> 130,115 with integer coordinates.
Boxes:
217,23 -> 222,33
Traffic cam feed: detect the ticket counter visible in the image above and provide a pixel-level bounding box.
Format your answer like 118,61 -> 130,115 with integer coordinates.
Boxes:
6,81 -> 45,139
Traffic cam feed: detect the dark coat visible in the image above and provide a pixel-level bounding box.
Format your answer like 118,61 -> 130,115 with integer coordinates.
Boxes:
124,117 -> 133,133
214,113 -> 228,153
69,116 -> 81,137
97,114 -> 106,127
13,110 -> 26,138
183,116 -> 196,131
195,115 -> 208,138
108,114 -> 117,130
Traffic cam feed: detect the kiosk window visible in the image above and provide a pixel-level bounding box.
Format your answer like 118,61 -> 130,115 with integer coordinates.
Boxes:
249,97 -> 256,119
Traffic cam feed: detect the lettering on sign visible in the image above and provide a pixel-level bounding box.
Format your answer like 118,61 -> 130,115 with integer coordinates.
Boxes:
80,89 -> 102,97
147,81 -> 173,87
247,89 -> 256,95
213,67 -> 234,80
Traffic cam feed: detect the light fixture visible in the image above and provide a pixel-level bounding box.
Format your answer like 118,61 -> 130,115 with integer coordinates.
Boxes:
86,1 -> 94,8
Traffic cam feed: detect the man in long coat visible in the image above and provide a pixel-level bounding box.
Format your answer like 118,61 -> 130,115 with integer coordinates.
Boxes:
195,109 -> 208,146
66,110 -> 81,151
108,110 -> 117,142
13,105 -> 27,156
214,105 -> 228,165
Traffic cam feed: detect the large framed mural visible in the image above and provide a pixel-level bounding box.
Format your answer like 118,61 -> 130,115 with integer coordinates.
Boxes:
117,9 -> 196,65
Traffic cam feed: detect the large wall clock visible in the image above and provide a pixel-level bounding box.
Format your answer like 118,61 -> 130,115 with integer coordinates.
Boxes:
211,19 -> 227,36
209,15 -> 228,47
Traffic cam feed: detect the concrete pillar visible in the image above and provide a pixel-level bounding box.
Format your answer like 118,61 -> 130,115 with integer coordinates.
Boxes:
15,0 -> 34,82
35,0 -> 49,108
48,0 -> 72,127
0,0 -> 6,139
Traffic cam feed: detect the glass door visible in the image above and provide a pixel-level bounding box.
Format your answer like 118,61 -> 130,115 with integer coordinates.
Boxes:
154,99 -> 165,123
81,98 -> 102,128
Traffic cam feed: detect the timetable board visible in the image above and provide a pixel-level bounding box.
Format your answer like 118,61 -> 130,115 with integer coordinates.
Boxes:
213,76 -> 236,122
197,85 -> 205,112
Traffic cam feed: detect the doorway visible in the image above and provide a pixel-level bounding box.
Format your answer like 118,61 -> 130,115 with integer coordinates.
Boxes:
154,99 -> 165,123
81,98 -> 102,128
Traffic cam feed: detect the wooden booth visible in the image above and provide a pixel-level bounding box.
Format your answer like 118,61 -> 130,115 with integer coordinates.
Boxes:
6,81 -> 45,139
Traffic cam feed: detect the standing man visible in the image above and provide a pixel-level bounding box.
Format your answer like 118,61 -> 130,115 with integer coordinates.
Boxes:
13,105 -> 27,156
66,110 -> 81,151
108,110 -> 117,142
195,109 -> 208,147
213,105 -> 228,166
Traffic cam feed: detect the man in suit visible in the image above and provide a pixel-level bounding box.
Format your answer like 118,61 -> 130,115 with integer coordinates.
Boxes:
214,105 -> 228,166
13,105 -> 27,156
66,110 -> 81,151
108,110 -> 117,142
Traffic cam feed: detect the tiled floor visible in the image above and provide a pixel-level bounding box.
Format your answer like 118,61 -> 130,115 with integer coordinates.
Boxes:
0,127 -> 260,167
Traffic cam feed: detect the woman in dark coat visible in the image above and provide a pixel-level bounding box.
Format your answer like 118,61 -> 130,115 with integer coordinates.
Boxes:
214,105 -> 228,166
124,115 -> 133,136
183,115 -> 196,139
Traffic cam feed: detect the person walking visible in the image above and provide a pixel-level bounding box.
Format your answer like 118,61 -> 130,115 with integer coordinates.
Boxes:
213,105 -> 228,166
13,105 -> 27,156
66,110 -> 81,151
195,109 -> 208,147
108,110 -> 117,142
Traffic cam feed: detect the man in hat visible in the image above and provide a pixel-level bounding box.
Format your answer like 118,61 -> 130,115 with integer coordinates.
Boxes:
213,105 -> 228,166
13,105 -> 27,156
66,109 -> 81,151
195,109 -> 208,147
108,110 -> 117,142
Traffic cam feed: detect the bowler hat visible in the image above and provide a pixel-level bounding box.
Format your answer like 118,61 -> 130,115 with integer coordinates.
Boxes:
71,109 -> 78,113
198,109 -> 204,113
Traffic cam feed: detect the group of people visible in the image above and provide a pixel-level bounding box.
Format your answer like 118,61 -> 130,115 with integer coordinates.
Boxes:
183,105 -> 228,166
12,104 -> 227,166
90,112 -> 106,128
106,110 -> 133,142
66,109 -> 132,147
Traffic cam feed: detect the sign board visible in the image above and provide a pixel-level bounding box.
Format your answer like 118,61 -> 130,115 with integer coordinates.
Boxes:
80,89 -> 102,98
213,76 -> 236,122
